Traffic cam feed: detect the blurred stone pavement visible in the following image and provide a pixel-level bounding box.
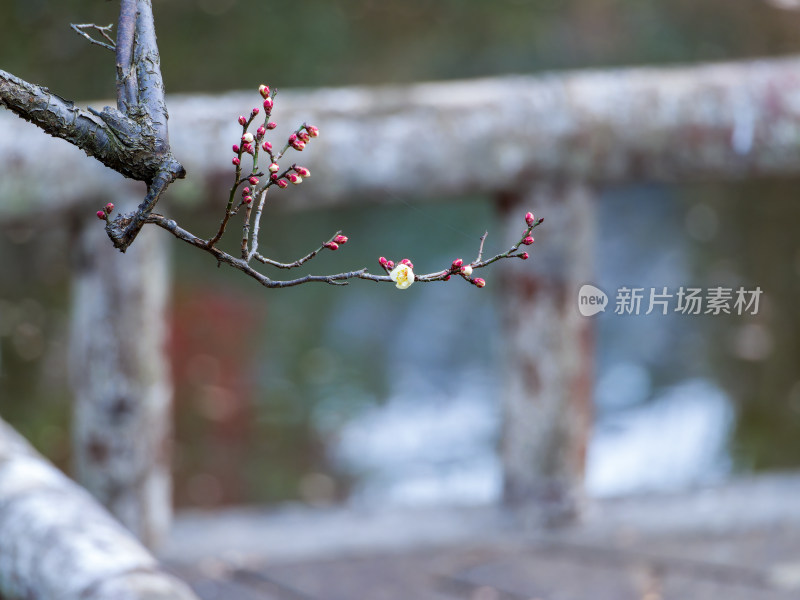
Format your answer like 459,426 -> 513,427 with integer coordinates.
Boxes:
160,473 -> 800,600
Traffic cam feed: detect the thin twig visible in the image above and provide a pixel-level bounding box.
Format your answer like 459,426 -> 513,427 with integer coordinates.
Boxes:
248,188 -> 269,262
70,23 -> 116,52
241,203 -> 253,259
252,230 -> 342,269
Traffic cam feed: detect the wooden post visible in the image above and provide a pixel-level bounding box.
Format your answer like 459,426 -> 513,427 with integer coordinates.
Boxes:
69,196 -> 172,548
498,181 -> 595,526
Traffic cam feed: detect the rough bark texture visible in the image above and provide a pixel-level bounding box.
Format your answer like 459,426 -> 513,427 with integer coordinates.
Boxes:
5,55 -> 800,221
69,196 -> 172,548
498,182 -> 594,526
0,418 -> 197,600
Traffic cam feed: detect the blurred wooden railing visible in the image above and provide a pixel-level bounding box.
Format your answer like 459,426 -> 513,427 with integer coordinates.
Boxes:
3,55 -> 800,550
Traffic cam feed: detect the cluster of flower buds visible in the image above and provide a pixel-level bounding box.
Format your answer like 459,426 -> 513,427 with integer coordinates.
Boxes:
324,234 -> 348,251
228,85 -> 321,194
96,202 -> 114,220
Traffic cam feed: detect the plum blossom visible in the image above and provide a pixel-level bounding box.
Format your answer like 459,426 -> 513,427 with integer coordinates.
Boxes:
389,262 -> 414,290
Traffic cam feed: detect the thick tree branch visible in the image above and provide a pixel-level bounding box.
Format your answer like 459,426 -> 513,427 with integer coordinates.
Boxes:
133,0 -> 170,152
115,0 -> 137,113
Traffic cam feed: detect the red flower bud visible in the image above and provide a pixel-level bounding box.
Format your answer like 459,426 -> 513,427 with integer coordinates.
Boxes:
232,157 -> 241,166
400,258 -> 414,269
270,173 -> 278,181
294,166 -> 311,177
379,256 -> 388,267
276,179 -> 288,188
298,131 -> 310,143
262,141 -> 272,152
238,115 -> 247,126
259,84 -> 270,99
306,125 -> 319,137
386,260 -> 395,269
232,144 -> 240,153
324,241 -> 339,251
268,162 -> 280,173
105,203 -> 114,214
249,176 -> 259,186
525,212 -> 535,226
263,97 -> 274,110
267,121 -> 277,130
287,173 -> 303,185
474,278 -> 486,288
243,143 -> 254,154
96,210 -> 106,220
242,186 -> 251,195
291,140 -> 306,151
251,107 -> 260,117
451,258 -> 463,269
444,274 -> 451,281
520,252 -> 529,260
243,195 -> 253,204
538,217 -> 544,224
257,126 -> 266,138
522,236 -> 534,245
288,133 -> 297,143
333,234 -> 348,245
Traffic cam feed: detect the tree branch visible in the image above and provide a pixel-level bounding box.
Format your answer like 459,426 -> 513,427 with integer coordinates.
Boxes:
115,0 -> 137,112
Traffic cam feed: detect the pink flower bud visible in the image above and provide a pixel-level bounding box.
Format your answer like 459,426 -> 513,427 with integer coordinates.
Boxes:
232,157 -> 241,166
268,162 -> 280,173
238,115 -> 247,126
400,258 -> 414,269
257,126 -> 266,138
298,131 -> 310,143
520,252 -> 529,260
324,241 -> 339,251
287,173 -> 303,185
277,179 -> 288,188
232,144 -> 240,153
538,217 -> 544,224
242,187 -> 251,195
242,132 -> 254,144
386,260 -> 395,269
288,133 -> 297,143
270,173 -> 278,181
444,274 -> 451,281
294,166 -> 311,177
333,234 -> 348,245
267,121 -> 277,130
291,140 -> 306,151
306,125 -> 319,137
525,211 -> 535,226
451,258 -> 463,269
379,256 -> 388,267
474,278 -> 486,288
262,141 -> 272,152
105,202 -> 114,213
244,195 -> 253,204
243,143 -> 254,154
259,84 -> 270,98
522,236 -> 534,245
249,176 -> 259,186
461,265 -> 473,276
251,107 -> 260,117
96,210 -> 106,220
263,97 -> 274,110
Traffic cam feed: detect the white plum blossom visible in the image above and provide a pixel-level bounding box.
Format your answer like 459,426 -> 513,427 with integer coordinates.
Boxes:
389,263 -> 414,290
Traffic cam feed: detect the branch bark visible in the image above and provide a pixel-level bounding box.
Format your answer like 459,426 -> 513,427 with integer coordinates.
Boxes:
0,0 -> 184,253
0,417 -> 198,600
